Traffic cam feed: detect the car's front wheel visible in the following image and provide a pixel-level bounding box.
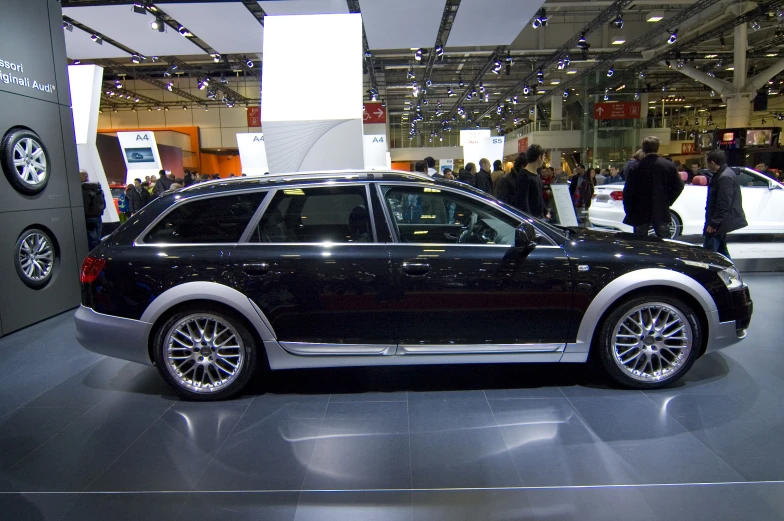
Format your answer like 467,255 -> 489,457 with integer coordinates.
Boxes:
597,295 -> 701,389
153,307 -> 259,401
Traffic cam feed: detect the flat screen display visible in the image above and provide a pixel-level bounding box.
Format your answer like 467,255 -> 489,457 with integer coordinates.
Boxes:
124,147 -> 155,163
746,129 -> 773,147
696,132 -> 714,151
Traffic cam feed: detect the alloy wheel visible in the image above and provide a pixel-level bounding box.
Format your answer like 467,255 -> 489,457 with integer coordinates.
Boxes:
12,137 -> 48,187
611,302 -> 693,382
163,314 -> 246,393
17,231 -> 54,283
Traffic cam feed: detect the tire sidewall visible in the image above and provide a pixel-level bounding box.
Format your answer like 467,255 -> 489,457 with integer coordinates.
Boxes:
598,295 -> 701,389
14,228 -> 55,290
153,308 -> 258,401
2,128 -> 51,196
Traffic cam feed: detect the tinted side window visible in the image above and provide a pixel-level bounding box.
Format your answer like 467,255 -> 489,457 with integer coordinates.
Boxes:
250,185 -> 372,243
381,185 -> 519,245
144,192 -> 265,244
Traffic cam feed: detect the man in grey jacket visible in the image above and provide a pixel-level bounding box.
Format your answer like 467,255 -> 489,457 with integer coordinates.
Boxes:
703,150 -> 747,258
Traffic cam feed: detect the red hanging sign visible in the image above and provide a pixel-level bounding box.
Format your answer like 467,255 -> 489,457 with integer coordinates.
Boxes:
593,102 -> 641,120
247,106 -> 261,127
363,102 -> 386,124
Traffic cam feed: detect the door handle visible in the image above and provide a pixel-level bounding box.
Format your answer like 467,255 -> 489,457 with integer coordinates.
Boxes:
402,261 -> 430,276
242,262 -> 269,276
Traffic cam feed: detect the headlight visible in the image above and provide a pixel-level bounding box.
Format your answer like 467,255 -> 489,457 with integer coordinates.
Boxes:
681,259 -> 743,290
717,265 -> 743,290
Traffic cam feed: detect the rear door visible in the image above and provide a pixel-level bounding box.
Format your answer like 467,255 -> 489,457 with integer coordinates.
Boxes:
378,183 -> 573,350
228,183 -> 396,351
734,168 -> 784,233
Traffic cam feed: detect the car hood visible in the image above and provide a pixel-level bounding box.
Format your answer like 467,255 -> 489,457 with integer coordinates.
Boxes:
563,227 -> 734,268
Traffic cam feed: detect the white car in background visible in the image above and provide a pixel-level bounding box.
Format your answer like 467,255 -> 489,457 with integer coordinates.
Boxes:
589,167 -> 784,238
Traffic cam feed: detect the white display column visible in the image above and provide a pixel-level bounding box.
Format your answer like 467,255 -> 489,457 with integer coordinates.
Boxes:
725,94 -> 752,128
261,14 -> 365,173
68,65 -> 119,223
550,95 -> 563,130
550,150 -> 562,169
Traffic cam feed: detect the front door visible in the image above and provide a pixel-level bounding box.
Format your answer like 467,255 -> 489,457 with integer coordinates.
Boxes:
229,183 -> 396,350
378,183 -> 573,350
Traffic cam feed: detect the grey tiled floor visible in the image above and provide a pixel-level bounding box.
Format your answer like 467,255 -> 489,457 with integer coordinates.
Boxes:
1,274 -> 784,520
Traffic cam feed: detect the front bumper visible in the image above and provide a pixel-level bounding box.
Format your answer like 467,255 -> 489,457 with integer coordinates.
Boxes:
705,285 -> 753,354
74,306 -> 154,366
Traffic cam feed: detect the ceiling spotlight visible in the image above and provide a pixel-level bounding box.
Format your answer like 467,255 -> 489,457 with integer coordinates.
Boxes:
563,89 -> 569,99
512,95 -> 518,104
466,92 -> 473,101
523,84 -> 530,95
536,69 -> 544,83
166,81 -> 173,91
564,55 -> 571,66
639,71 -> 645,79
407,69 -> 415,80
604,93 -> 610,101
132,3 -> 147,15
197,79 -> 206,90
183,105 -> 188,110
677,59 -> 685,68
532,8 -> 547,28
710,90 -> 715,97
458,75 -> 464,88
131,54 -> 141,64
90,34 -> 102,44
435,45 -> 444,58
178,26 -> 192,37
73,60 -> 81,65
63,21 -> 73,31
219,74 -> 228,85
151,17 -> 164,32
607,67 -> 614,77
612,13 -> 624,29
447,88 -> 455,97
634,92 -> 640,100
750,20 -> 761,31
557,59 -> 565,70
577,33 -> 588,49
479,82 -> 485,93
364,50 -> 372,59
206,89 -> 217,100
134,97 -> 139,103
164,106 -> 169,111
667,30 -> 677,44
211,53 -> 221,63
425,79 -> 432,87
492,60 -> 502,74
414,48 -> 423,61
242,58 -> 253,68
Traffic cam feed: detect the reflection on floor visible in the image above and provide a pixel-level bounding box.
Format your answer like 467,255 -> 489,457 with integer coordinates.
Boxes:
1,274 -> 783,520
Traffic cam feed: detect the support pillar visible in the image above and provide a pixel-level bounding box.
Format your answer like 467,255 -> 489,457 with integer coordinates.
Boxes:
550,149 -> 562,169
725,94 -> 752,128
733,22 -> 748,89
550,95 -> 563,130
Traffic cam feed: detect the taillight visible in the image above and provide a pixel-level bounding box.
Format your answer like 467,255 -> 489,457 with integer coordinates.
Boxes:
80,256 -> 106,284
610,191 -> 624,201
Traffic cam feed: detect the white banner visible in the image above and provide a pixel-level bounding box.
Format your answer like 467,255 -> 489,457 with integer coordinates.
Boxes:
116,131 -> 163,185
363,134 -> 388,170
460,129 -> 490,166
236,133 -> 269,175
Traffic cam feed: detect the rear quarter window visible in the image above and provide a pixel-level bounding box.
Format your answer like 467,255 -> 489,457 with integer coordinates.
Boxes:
143,191 -> 265,244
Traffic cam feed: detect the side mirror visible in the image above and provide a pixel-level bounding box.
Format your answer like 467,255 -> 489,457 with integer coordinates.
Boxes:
515,222 -> 538,252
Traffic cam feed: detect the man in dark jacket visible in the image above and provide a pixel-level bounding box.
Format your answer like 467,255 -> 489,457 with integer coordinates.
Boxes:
128,178 -> 150,214
623,136 -> 685,237
496,154 -> 526,204
704,150 -> 747,258
153,169 -> 172,196
80,170 -> 106,250
475,158 -> 493,194
519,144 -> 548,219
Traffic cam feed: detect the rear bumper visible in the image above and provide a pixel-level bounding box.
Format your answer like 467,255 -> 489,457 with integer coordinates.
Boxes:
74,305 -> 153,366
588,206 -> 632,232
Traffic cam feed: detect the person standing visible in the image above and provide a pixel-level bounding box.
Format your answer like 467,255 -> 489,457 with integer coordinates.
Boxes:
606,164 -> 623,183
755,162 -> 776,180
459,163 -> 476,186
424,156 -> 437,177
475,158 -> 494,194
519,144 -> 549,219
490,160 -> 506,187
153,169 -> 172,196
128,178 -> 150,214
496,154 -> 526,204
703,150 -> 747,258
117,185 -> 131,223
622,136 -> 685,238
80,170 -> 106,250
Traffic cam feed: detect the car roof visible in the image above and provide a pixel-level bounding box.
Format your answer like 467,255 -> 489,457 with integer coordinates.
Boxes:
177,170 -> 435,196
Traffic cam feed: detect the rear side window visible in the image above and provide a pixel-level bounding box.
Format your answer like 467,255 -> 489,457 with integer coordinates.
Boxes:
144,192 -> 265,244
249,185 -> 372,243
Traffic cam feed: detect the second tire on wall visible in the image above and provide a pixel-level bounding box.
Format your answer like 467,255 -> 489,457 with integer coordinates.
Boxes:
1,127 -> 51,195
14,227 -> 57,290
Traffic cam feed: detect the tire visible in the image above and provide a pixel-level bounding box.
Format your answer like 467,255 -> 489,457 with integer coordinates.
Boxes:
1,128 -> 51,195
14,228 -> 56,290
153,306 -> 259,401
597,295 -> 702,389
646,212 -> 681,239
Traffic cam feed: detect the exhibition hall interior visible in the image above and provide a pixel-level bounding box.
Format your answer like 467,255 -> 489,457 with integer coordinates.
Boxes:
2,0 -> 784,519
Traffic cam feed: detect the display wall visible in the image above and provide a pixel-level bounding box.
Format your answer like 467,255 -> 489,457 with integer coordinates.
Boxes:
0,0 -> 86,336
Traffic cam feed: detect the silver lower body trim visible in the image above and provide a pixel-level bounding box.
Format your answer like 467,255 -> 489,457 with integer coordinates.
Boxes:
74,306 -> 153,366
398,343 -> 564,355
705,315 -> 747,353
279,342 -> 397,356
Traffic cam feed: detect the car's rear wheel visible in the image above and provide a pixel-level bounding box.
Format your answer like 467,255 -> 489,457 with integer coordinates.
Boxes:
153,307 -> 258,401
647,211 -> 682,239
597,295 -> 701,389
